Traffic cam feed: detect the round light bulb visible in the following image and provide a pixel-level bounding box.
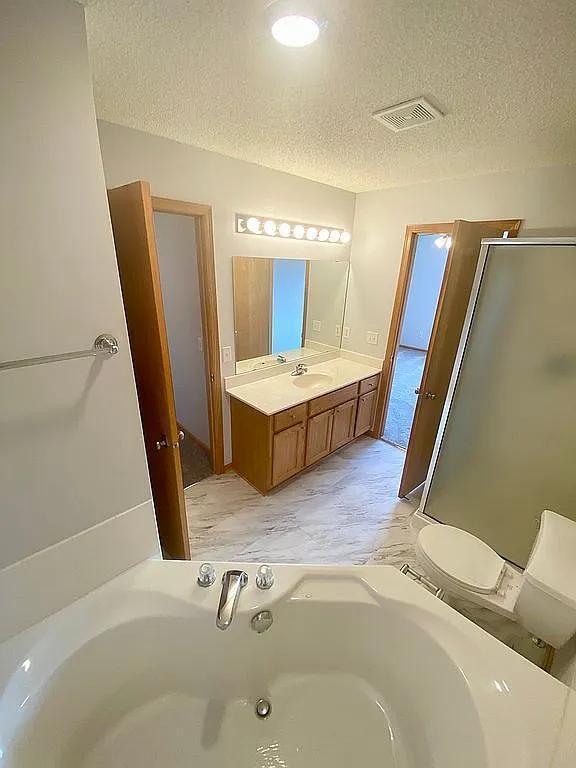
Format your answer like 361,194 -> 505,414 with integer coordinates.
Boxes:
271,15 -> 320,48
318,228 -> 330,242
434,235 -> 446,248
247,217 -> 261,234
293,224 -> 305,239
263,219 -> 277,236
278,222 -> 291,237
339,231 -> 351,244
306,227 -> 318,241
329,229 -> 340,243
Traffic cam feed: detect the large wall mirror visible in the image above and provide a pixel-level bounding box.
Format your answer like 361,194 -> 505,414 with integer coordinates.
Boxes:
232,256 -> 349,373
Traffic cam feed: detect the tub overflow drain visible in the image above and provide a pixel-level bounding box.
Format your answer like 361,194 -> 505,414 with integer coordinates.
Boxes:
255,698 -> 272,719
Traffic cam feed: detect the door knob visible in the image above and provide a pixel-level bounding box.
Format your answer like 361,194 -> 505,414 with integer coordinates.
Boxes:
415,388 -> 437,399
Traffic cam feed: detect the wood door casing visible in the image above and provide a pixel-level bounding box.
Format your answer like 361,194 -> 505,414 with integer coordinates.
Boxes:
355,390 -> 377,436
330,399 -> 357,451
272,423 -> 306,485
305,409 -> 334,466
233,256 -> 272,361
107,181 -> 189,559
398,218 -> 521,497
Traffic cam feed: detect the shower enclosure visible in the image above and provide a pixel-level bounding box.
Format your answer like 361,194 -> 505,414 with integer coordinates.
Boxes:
420,238 -> 576,567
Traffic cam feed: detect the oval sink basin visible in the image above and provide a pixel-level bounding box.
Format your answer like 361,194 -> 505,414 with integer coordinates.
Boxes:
291,373 -> 333,388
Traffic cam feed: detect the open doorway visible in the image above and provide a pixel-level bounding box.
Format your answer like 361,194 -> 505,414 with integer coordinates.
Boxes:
382,232 -> 450,448
154,212 -> 212,487
107,182 -> 224,559
372,218 -> 522,498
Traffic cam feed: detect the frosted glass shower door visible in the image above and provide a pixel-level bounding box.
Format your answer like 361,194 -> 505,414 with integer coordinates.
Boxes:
422,241 -> 576,567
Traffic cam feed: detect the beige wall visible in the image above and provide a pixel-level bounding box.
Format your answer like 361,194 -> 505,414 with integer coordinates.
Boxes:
0,1 -> 152,568
344,165 -> 576,358
98,121 -> 355,462
154,212 -> 210,445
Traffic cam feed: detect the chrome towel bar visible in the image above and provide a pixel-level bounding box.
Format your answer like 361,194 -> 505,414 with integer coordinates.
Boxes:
0,334 -> 119,371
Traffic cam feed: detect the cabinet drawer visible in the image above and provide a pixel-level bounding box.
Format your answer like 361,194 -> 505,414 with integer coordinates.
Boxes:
309,383 -> 359,417
359,374 -> 380,395
273,403 -> 307,432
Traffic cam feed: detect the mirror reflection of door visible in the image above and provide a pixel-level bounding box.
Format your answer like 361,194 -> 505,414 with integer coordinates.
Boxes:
232,257 -> 349,374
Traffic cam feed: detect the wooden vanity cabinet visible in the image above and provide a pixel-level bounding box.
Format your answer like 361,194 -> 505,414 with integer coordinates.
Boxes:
272,422 -> 306,485
305,409 -> 334,466
230,373 -> 380,493
355,390 -> 378,436
330,399 -> 358,451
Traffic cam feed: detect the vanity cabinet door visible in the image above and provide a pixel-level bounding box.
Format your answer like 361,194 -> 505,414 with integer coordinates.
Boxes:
355,391 -> 377,436
272,423 -> 306,486
306,409 -> 334,466
330,399 -> 358,451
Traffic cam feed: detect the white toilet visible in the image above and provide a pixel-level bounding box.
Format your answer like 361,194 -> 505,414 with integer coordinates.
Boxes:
416,509 -> 576,648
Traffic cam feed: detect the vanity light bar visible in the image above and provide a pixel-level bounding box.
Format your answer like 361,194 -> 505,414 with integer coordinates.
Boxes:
235,214 -> 351,245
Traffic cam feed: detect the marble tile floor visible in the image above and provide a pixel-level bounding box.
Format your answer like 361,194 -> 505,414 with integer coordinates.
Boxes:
185,436 -> 546,668
185,437 -> 419,567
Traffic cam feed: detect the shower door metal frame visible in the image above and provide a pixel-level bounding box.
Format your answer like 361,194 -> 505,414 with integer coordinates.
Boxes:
419,237 -> 576,516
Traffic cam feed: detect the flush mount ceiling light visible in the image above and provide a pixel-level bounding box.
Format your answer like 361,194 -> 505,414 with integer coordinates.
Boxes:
266,1 -> 324,47
271,14 -> 320,47
236,214 -> 350,245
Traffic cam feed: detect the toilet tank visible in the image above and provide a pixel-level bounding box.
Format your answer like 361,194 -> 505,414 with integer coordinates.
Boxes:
515,510 -> 576,648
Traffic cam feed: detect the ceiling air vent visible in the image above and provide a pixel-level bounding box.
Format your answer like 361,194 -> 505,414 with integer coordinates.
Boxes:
372,97 -> 443,133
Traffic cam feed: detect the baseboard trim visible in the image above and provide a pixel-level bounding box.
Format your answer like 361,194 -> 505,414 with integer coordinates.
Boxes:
178,423 -> 211,456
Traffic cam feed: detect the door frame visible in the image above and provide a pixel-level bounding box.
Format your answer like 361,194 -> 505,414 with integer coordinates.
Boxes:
371,223 -> 454,441
152,195 -> 225,475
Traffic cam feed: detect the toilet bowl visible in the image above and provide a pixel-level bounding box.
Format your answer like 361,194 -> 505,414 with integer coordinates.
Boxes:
415,510 -> 576,648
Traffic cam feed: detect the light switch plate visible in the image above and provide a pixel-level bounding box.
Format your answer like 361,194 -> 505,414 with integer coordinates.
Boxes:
197,336 -> 203,352
312,320 -> 322,332
366,331 -> 379,346
343,326 -> 351,339
222,346 -> 232,363
335,324 -> 341,338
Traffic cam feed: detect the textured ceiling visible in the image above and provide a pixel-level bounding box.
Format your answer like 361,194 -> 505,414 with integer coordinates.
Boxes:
84,0 -> 576,192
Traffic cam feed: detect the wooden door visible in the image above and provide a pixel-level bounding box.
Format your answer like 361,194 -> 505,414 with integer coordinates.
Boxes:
355,391 -> 377,436
330,399 -> 357,451
107,181 -> 189,559
306,409 -> 334,465
272,423 -> 306,485
399,219 -> 521,497
233,256 -> 272,361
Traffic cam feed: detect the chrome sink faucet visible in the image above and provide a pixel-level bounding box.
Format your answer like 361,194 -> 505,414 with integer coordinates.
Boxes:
216,570 -> 248,630
291,362 -> 308,376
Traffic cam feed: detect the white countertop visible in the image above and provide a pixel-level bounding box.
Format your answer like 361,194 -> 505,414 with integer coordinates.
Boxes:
226,358 -> 381,416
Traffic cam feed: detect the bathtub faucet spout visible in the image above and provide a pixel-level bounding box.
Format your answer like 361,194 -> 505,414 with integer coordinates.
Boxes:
216,570 -> 248,630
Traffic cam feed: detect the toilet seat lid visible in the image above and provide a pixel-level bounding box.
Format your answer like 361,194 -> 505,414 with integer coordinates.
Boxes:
417,525 -> 506,594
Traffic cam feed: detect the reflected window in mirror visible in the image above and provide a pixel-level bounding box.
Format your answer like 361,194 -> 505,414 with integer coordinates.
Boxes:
232,256 -> 349,374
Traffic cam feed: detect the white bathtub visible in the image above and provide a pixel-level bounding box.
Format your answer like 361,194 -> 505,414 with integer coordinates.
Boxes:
0,561 -> 570,767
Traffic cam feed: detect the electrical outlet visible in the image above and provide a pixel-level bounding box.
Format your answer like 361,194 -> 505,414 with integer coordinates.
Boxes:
335,324 -> 341,338
222,346 -> 232,363
197,336 -> 203,352
343,326 -> 351,339
366,331 -> 379,346
312,320 -> 322,332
